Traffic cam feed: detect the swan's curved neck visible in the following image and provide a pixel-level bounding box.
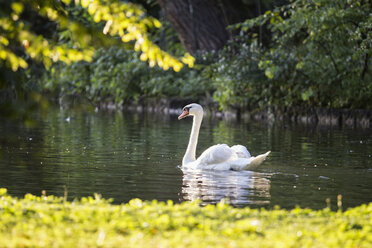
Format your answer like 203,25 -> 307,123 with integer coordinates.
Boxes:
183,113 -> 203,165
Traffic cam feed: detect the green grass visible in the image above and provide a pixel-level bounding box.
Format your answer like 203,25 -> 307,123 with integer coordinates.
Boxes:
0,188 -> 371,247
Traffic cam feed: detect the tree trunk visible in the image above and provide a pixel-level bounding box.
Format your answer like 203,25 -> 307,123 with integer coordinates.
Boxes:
157,0 -> 246,54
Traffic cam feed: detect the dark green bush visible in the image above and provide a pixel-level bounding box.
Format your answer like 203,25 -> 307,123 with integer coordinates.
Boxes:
213,0 -> 371,109
41,47 -> 212,106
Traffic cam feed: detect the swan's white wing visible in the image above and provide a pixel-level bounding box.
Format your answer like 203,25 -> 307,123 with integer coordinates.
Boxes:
231,145 -> 251,158
197,144 -> 233,166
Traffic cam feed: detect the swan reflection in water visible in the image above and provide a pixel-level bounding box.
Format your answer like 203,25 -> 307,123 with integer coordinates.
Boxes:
181,167 -> 272,207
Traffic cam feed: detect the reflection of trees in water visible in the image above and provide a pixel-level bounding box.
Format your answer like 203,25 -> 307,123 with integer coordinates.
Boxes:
181,168 -> 271,207
0,108 -> 186,201
0,117 -> 50,196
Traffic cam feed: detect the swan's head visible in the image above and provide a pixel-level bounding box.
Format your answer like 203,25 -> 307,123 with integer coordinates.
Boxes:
178,103 -> 203,120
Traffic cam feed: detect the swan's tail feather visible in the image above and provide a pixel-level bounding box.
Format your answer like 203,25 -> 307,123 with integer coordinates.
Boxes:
229,151 -> 271,171
245,151 -> 271,170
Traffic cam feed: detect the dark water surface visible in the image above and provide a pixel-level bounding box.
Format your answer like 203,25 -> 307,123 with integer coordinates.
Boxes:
1,106 -> 371,210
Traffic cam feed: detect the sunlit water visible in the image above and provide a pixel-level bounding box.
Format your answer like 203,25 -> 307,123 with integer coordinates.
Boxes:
1,106 -> 371,210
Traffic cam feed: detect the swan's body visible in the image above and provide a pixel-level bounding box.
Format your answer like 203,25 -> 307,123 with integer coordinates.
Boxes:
178,103 -> 270,171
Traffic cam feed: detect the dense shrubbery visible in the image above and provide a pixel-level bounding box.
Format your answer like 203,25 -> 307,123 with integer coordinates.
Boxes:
1,188 -> 372,247
42,47 -> 212,105
41,0 -> 371,110
216,0 -> 371,109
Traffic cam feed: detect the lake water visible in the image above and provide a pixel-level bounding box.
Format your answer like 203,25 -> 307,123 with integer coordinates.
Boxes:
0,106 -> 371,210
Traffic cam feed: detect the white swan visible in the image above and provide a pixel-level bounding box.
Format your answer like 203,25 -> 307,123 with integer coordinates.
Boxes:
178,103 -> 270,170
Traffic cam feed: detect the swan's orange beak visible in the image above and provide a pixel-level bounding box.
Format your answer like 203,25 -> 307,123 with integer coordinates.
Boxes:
178,109 -> 189,120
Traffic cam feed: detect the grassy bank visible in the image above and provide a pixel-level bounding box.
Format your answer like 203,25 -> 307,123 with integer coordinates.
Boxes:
0,189 -> 371,247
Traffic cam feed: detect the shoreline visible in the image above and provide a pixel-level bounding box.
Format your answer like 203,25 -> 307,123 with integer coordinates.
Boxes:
96,98 -> 371,128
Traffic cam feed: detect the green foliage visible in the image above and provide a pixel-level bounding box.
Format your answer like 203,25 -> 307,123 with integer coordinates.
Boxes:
213,0 -> 372,109
74,0 -> 194,71
41,47 -> 209,105
210,40 -> 269,109
0,0 -> 193,72
40,0 -> 371,111
0,188 -> 372,247
0,1 -> 93,71
0,0 -> 196,107
1,0 -> 195,120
